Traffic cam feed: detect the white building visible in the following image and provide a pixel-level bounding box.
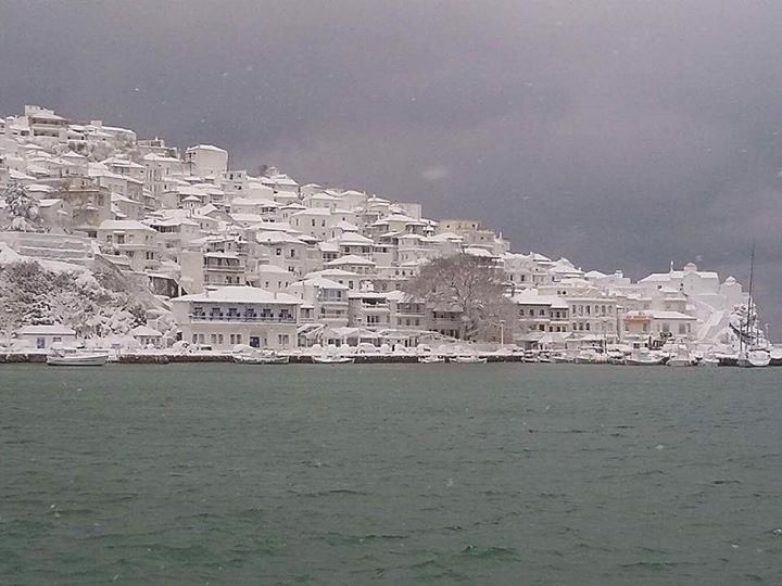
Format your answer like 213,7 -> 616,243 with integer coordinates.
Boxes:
13,324 -> 77,349
184,145 -> 228,178
172,286 -> 300,350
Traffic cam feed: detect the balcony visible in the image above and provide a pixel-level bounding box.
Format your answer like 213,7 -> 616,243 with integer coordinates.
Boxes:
189,314 -> 296,323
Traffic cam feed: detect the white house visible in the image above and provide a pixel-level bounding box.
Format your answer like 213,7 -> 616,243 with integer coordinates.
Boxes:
172,286 -> 300,350
13,325 -> 77,350
184,144 -> 228,178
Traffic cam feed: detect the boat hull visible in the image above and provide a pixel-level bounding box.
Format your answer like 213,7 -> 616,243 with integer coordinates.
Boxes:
234,354 -> 289,364
449,356 -> 488,364
311,356 -> 354,364
418,356 -> 445,364
46,354 -> 109,366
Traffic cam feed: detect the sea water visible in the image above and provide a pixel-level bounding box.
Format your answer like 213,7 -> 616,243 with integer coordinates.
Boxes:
1,363 -> 780,585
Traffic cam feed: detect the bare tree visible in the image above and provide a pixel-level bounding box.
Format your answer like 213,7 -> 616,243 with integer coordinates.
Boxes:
405,253 -> 515,341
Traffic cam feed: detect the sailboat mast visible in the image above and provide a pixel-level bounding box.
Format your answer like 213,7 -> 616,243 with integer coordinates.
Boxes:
744,242 -> 756,350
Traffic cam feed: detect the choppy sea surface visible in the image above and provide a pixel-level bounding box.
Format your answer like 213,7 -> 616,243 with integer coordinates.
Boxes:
1,363 -> 781,585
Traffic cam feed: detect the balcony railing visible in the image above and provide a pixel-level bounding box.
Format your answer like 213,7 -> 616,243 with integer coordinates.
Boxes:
190,314 -> 296,323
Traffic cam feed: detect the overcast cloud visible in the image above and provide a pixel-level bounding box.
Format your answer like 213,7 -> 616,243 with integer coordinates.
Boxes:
2,0 -> 781,332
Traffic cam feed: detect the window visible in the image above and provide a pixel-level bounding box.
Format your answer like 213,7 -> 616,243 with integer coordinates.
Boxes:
278,334 -> 289,346
276,248 -> 282,256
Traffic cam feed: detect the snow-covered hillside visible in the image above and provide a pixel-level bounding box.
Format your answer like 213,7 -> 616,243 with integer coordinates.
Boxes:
0,243 -> 163,338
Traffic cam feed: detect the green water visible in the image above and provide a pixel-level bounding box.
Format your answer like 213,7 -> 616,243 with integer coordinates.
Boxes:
1,363 -> 780,585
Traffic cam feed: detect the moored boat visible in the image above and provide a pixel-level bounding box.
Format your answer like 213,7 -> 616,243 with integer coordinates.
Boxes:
46,348 -> 109,366
418,355 -> 445,364
697,355 -> 720,367
234,351 -> 289,364
449,355 -> 488,364
666,345 -> 696,367
311,355 -> 354,364
737,349 -> 770,368
625,349 -> 664,366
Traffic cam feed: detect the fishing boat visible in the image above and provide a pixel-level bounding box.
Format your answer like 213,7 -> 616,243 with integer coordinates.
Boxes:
738,349 -> 771,368
449,355 -> 488,364
418,355 -> 445,364
311,355 -> 354,364
574,348 -> 607,364
697,355 -> 720,367
625,349 -> 664,366
667,344 -> 696,367
46,347 -> 109,366
234,351 -> 289,365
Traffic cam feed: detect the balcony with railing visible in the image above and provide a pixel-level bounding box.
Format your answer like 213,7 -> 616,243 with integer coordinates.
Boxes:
190,311 -> 295,323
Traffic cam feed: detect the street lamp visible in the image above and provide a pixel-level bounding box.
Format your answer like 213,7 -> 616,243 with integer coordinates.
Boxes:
500,319 -> 506,346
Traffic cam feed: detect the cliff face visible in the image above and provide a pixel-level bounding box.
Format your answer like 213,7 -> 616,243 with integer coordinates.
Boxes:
0,243 -> 149,337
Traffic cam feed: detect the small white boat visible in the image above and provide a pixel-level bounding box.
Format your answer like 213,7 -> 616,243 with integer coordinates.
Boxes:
234,351 -> 289,365
418,355 -> 445,364
574,349 -> 607,364
665,345 -> 696,367
46,348 -> 109,367
737,349 -> 770,368
697,355 -> 720,367
311,355 -> 354,364
625,349 -> 664,366
449,355 -> 488,364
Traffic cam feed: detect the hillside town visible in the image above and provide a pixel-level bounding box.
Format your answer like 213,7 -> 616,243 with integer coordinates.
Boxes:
0,105 -> 770,361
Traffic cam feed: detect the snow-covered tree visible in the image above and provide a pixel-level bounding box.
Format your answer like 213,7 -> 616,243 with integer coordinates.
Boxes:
405,253 -> 516,341
1,183 -> 40,232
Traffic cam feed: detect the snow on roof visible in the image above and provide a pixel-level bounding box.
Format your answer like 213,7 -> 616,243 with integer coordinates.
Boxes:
511,289 -> 568,309
465,247 -> 495,257
148,217 -> 200,227
338,232 -> 374,245
129,325 -> 162,337
256,231 -> 305,245
99,220 -> 156,232
15,324 -> 76,336
640,269 -> 720,283
176,286 -> 301,305
625,310 -> 696,320
326,254 -> 376,266
427,231 -> 463,242
25,183 -> 54,193
306,268 -> 361,279
291,208 -> 332,216
187,144 -> 227,153
231,197 -> 279,207
297,277 -> 348,290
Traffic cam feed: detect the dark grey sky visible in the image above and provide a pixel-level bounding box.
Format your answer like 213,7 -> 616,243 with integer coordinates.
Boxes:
2,1 -> 782,334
